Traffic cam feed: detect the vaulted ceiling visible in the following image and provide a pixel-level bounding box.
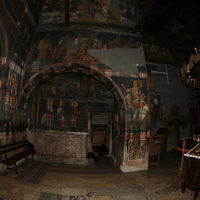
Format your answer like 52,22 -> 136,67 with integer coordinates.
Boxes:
137,0 -> 200,55
30,0 -> 200,59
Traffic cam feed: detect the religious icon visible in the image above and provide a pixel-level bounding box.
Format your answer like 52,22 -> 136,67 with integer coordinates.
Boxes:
71,100 -> 79,127
57,100 -> 65,127
41,99 -> 54,127
122,80 -> 149,132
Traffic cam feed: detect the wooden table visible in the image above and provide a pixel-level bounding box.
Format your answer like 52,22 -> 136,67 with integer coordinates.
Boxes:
175,139 -> 190,187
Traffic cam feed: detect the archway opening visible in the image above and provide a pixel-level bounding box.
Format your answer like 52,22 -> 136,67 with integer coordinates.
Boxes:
21,64 -> 127,168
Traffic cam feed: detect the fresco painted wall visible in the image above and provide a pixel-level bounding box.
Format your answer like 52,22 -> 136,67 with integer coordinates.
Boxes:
112,98 -> 124,161
23,27 -> 148,170
0,0 -> 43,64
4,62 -> 22,118
0,0 -> 43,139
0,64 -> 8,103
69,0 -> 136,26
149,91 -> 164,133
113,75 -> 149,169
113,76 -> 149,134
26,30 -> 144,74
143,44 -> 176,65
0,0 -> 190,171
27,73 -> 114,131
39,0 -> 65,25
17,0 -> 146,169
0,63 -> 8,123
39,0 -> 136,27
0,59 -> 25,140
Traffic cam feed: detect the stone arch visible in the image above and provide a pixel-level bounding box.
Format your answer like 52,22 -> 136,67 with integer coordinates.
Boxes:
21,62 -> 128,165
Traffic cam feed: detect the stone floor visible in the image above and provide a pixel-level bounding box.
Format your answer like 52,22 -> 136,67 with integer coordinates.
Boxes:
0,152 -> 199,200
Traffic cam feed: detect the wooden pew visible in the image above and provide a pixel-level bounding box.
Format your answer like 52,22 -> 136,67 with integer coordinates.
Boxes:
0,140 -> 35,174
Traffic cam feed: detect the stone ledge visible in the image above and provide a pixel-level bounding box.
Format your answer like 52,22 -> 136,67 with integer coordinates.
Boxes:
120,164 -> 148,173
35,154 -> 89,166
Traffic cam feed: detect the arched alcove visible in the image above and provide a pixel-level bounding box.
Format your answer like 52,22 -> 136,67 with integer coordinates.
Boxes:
20,63 -> 127,166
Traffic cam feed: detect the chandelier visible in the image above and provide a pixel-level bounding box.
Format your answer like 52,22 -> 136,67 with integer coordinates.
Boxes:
181,48 -> 200,88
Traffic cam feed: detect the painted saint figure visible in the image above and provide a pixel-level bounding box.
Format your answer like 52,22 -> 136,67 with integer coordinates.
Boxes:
71,100 -> 79,128
5,72 -> 18,117
57,100 -> 65,128
122,80 -> 149,133
41,99 -> 54,127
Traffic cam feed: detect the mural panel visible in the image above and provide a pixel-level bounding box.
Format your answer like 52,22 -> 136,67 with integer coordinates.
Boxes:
0,67 -> 7,103
30,73 -> 114,131
39,0 -> 65,25
69,0 -> 135,26
143,44 -> 176,64
127,138 -> 148,161
35,0 -> 136,27
113,76 -> 149,134
26,31 -> 141,71
149,92 -> 165,133
2,0 -> 37,64
5,61 -> 22,118
40,73 -> 113,100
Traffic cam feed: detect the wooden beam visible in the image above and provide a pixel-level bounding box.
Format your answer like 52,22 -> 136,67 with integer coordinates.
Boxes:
37,22 -> 138,33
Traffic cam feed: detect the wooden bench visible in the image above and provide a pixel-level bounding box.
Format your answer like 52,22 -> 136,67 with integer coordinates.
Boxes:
0,140 -> 35,174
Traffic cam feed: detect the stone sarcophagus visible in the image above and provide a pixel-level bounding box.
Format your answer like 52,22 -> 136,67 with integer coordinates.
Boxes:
27,130 -> 88,165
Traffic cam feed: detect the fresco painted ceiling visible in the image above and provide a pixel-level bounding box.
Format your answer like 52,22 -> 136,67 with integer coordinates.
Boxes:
27,0 -> 200,57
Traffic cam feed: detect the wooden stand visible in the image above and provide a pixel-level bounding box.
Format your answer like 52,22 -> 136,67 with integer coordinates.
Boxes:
149,135 -> 161,167
181,158 -> 200,200
176,138 -> 191,187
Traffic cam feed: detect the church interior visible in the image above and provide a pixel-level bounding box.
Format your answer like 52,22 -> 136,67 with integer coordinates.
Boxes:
0,0 -> 200,199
